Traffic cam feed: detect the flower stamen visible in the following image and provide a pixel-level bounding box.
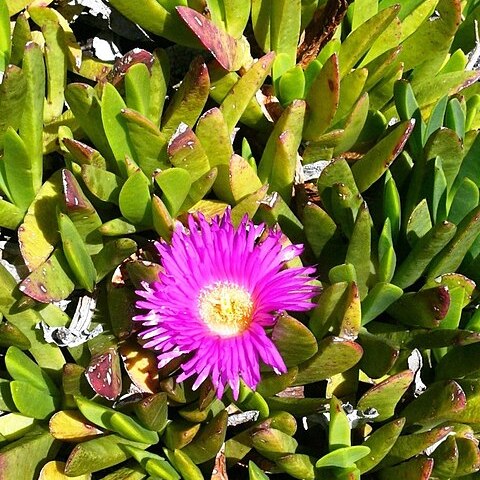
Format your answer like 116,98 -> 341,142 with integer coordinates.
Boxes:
198,282 -> 253,337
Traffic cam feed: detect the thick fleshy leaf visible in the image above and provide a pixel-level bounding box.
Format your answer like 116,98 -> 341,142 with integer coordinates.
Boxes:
361,282 -> 403,326
271,315 -> 318,367
49,410 -> 103,442
0,265 -> 65,374
449,177 -> 479,224
29,7 -> 67,123
256,368 -> 298,397
0,412 -> 36,441
378,456 -> 434,479
357,418 -> 405,473
251,428 -> 298,461
256,193 -> 304,244
428,205 -> 480,278
351,120 -> 414,193
316,446 -> 370,469
119,342 -> 159,394
317,158 -> 362,218
431,435 -> 458,478
3,127 -> 35,211
225,154 -> 263,204
309,282 -> 349,339
0,199 -> 24,230
18,170 -> 62,271
61,169 -> 103,255
152,194 -> 175,240
231,185 -> 269,224
106,0 -> 196,47
0,427 -> 60,479
107,282 -> 136,340
101,82 -> 135,177
387,286 -> 450,328
65,84 -> 116,170
39,460 -> 92,480
196,107 -> 233,172
5,346 -> 58,395
0,321 -> 31,350
276,454 -> 315,480
182,411 -> 228,464
57,212 -> 97,293
167,126 -> 211,182
303,203 -> 338,261
19,248 -> 75,303
10,381 -> 59,420
392,221 -> 457,288
219,52 -> 275,133
401,380 -> 466,429
163,448 -> 204,480
381,425 -> 454,469
436,343 -> 480,380
329,396 -> 351,449
119,170 -> 152,226
304,54 -> 339,140
65,434 -> 150,476
161,57 -> 210,137
18,41 -> 44,194
74,396 -> 158,445
155,168 -> 192,216
333,68 -> 368,126
294,336 -> 363,385
163,419 -> 201,450
124,445 -> 179,480
179,398 -> 224,424
249,461 -> 269,480
425,127 -> 464,192
345,204 -> 372,299
93,238 -> 137,282
358,330 -> 400,378
62,139 -> 107,170
0,65 -> 26,150
176,7 -> 242,71
122,108 -> 169,177
406,199 -> 432,246
84,348 -> 122,401
338,5 -> 400,78
333,92 -> 370,154
357,370 -> 413,422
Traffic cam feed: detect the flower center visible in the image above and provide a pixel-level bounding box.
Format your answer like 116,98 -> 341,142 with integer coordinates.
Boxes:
198,282 -> 254,337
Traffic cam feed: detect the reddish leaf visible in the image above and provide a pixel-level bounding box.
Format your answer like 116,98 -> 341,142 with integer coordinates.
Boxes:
85,347 -> 122,400
107,48 -> 154,86
176,6 -> 238,71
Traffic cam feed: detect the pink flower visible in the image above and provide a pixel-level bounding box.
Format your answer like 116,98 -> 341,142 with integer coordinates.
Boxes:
135,210 -> 317,399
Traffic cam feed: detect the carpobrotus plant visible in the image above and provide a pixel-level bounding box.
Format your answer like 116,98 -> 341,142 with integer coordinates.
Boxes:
1,0 -> 480,479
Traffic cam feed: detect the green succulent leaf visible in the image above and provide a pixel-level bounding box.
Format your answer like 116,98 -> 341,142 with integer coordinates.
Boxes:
294,336 -> 363,386
357,418 -> 405,473
0,65 -> 26,151
315,446 -> 370,469
162,57 -> 210,137
119,170 -> 153,226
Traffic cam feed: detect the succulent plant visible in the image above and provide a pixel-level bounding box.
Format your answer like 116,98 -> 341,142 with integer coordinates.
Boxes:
1,0 -> 480,479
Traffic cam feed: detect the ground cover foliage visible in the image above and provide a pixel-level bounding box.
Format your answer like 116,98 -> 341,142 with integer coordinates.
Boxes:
1,0 -> 480,478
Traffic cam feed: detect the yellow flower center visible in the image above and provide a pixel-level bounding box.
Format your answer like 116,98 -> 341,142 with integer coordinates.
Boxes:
198,282 -> 254,337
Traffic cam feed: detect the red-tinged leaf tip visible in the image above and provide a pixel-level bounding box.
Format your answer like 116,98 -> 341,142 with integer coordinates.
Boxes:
62,169 -> 90,211
176,6 -> 237,71
108,48 -> 154,85
167,125 -> 196,156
